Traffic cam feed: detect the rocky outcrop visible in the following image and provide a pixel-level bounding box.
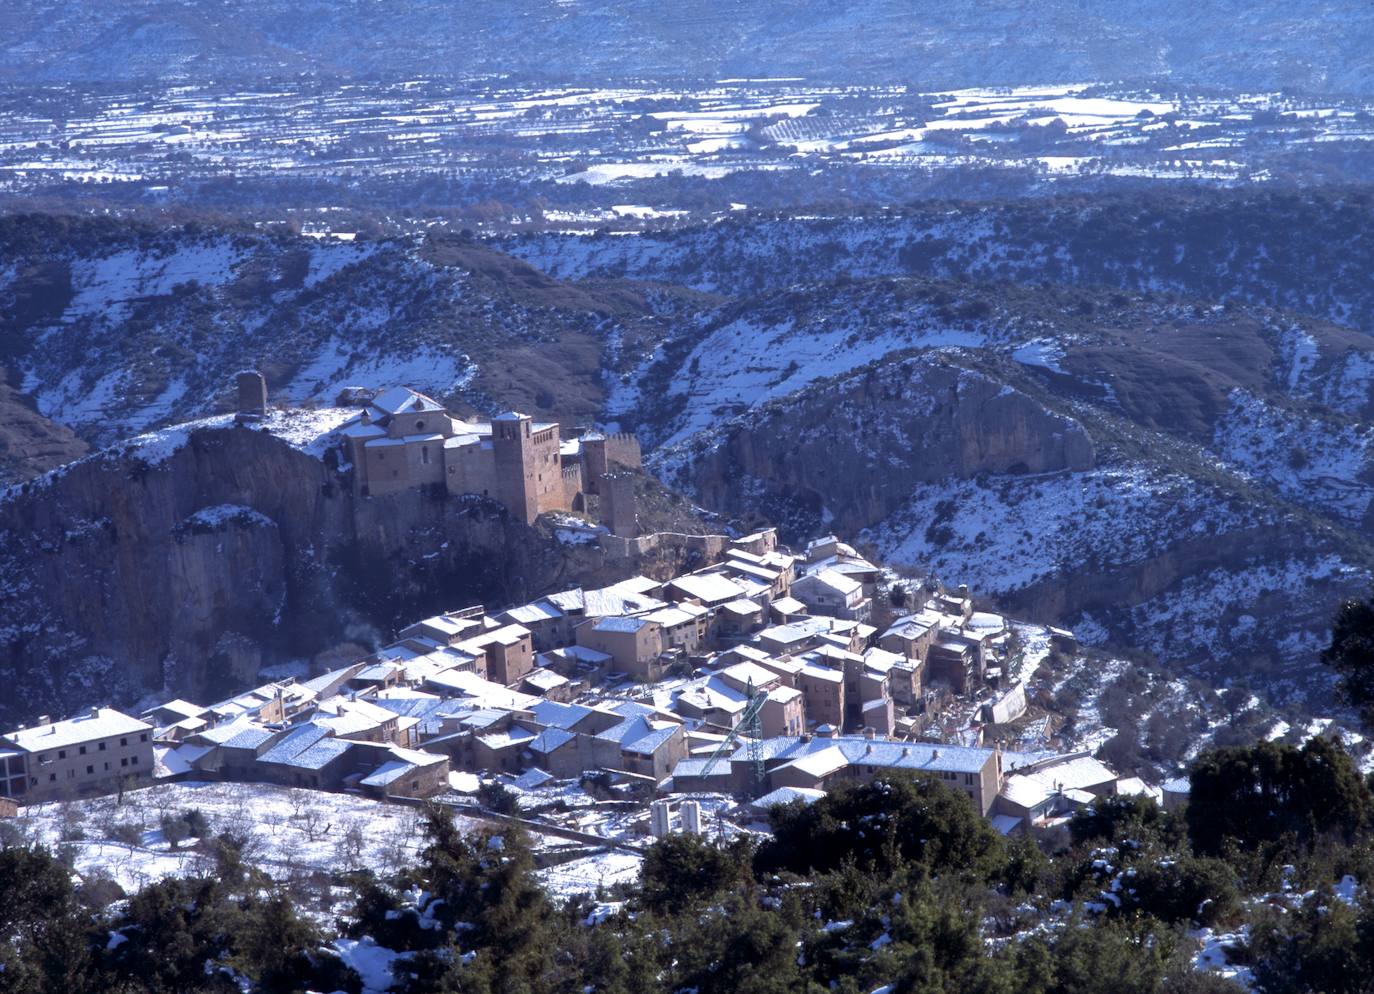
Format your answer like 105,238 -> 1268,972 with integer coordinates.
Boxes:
660,353 -> 1094,539
0,373 -> 88,484
0,424 -> 584,726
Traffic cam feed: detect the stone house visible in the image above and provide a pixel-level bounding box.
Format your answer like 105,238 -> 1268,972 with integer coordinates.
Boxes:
0,708 -> 155,804
927,631 -> 984,695
643,603 -> 711,655
766,738 -> 1003,815
793,568 -> 872,622
575,616 -> 665,680
456,624 -> 535,686
797,664 -> 846,730
359,747 -> 451,800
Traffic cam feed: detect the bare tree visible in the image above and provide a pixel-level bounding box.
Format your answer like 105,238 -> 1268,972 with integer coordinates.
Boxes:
296,805 -> 330,844
333,819 -> 366,870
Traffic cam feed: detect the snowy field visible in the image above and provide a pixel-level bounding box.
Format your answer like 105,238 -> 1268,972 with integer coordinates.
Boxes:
11,781 -> 484,892
3,79 -> 1371,215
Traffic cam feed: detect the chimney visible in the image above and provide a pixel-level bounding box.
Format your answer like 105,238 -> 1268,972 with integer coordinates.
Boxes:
931,748 -> 940,761
863,726 -> 876,740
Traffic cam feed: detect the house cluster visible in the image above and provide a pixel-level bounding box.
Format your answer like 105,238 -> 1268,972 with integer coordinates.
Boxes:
318,381 -> 643,530
1,527 -> 1149,836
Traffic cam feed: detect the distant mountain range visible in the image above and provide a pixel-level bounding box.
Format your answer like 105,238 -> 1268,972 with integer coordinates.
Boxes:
2,0 -> 1371,95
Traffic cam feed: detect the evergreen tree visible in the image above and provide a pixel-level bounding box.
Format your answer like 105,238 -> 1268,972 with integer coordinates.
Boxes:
1324,590 -> 1374,727
1188,737 -> 1370,857
0,845 -> 96,994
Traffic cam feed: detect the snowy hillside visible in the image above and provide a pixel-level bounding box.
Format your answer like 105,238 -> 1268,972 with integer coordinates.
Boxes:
616,272 -> 1374,685
505,193 -> 1374,338
0,219 -> 661,448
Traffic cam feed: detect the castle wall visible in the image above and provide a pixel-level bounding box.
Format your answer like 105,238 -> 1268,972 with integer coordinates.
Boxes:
530,425 -> 568,516
363,442 -> 412,496
562,462 -> 584,507
403,436 -> 446,487
605,433 -> 642,470
444,440 -> 498,499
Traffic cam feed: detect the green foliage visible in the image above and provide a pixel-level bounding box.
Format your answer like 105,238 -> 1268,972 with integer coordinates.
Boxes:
0,845 -> 95,994
1247,893 -> 1374,994
1126,856 -> 1241,928
639,832 -> 752,913
1323,589 -> 1374,727
758,773 -> 1006,881
1188,736 -> 1371,858
1071,794 -> 1179,850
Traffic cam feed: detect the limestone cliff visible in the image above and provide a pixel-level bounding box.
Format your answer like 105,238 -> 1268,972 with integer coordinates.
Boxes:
661,353 -> 1095,538
0,422 -> 584,727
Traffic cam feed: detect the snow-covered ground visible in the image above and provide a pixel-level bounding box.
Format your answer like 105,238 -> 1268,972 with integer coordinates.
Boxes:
11,781 -> 481,892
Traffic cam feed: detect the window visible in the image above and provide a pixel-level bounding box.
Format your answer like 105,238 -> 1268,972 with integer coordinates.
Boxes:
98,742 -> 106,751
130,756 -> 138,766
421,446 -> 430,465
57,750 -> 66,760
140,733 -> 148,742
86,765 -> 93,775
415,419 -> 426,432
120,758 -> 127,767
79,745 -> 86,755
37,753 -> 46,763
104,763 -> 109,771
120,738 -> 127,747
48,773 -> 55,782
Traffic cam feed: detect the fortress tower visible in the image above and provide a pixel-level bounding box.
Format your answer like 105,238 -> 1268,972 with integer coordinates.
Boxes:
492,411 -> 566,523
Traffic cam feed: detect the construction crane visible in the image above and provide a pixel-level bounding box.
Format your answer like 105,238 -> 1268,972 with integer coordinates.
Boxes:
699,679 -> 768,799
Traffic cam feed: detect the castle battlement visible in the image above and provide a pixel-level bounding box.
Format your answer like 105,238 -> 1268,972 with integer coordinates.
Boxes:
328,383 -> 640,531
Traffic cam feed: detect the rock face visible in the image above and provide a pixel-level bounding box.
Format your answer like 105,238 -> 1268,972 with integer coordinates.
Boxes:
664,355 -> 1095,537
0,424 -> 578,727
0,374 -> 88,484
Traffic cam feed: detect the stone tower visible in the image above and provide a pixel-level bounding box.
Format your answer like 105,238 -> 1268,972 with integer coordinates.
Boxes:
602,470 -> 638,538
491,411 -> 539,524
580,431 -> 608,494
235,370 -> 267,419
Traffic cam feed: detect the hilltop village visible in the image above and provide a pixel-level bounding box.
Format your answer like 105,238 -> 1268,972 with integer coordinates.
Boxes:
1,385 -> 1169,844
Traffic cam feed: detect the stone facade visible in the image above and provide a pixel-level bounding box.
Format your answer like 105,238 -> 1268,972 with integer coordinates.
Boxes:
337,386 -> 641,527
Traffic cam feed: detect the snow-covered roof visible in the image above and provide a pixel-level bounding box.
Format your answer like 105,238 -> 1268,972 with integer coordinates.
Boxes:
492,410 -> 528,422
258,723 -> 352,770
719,661 -> 778,691
529,700 -> 595,730
644,605 -> 703,628
798,568 -> 863,597
503,601 -> 563,625
522,668 -> 569,691
591,616 -> 654,634
669,572 -> 747,604
341,422 -> 387,440
762,736 -> 993,778
4,707 -> 151,753
529,728 -> 577,754
372,386 -> 446,416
